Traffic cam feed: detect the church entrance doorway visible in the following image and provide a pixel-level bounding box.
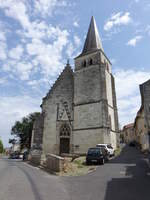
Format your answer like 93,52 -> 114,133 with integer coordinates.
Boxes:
59,124 -> 70,154
60,138 -> 70,154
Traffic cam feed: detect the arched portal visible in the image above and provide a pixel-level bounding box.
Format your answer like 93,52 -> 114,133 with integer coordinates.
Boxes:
59,124 -> 70,154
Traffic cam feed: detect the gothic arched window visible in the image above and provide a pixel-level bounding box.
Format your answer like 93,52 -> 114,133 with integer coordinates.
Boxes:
60,124 -> 70,137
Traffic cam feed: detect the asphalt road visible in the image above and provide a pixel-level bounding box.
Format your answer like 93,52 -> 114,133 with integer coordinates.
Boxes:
0,146 -> 150,200
0,157 -> 69,200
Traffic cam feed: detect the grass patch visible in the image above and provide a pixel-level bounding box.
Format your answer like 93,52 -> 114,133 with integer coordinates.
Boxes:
74,158 -> 84,168
58,156 -> 97,176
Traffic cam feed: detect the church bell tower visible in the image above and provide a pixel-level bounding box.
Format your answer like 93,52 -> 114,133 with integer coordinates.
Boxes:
73,16 -> 119,154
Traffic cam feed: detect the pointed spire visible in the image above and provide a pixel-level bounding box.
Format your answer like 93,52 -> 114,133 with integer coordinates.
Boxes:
82,16 -> 103,54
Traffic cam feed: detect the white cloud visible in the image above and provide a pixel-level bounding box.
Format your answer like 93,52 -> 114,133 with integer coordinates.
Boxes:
0,0 -> 30,29
73,21 -> 79,27
9,45 -> 24,60
65,35 -> 81,58
0,30 -> 7,60
0,77 -> 8,85
0,42 -> 7,60
110,58 -> 116,64
66,43 -> 74,57
16,62 -> 33,80
114,69 -> 150,126
104,12 -> 131,31
0,0 -> 70,81
127,35 -> 142,47
0,95 -> 41,146
115,69 -> 150,98
0,31 -> 6,41
2,60 -> 33,81
74,35 -> 81,47
26,27 -> 69,77
145,25 -> 150,36
34,0 -> 67,17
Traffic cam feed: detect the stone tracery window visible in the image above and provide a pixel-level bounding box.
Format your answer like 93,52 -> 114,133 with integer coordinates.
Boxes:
60,124 -> 70,136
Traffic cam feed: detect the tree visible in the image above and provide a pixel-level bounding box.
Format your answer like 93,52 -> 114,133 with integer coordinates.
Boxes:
9,138 -> 17,145
0,139 -> 4,153
11,112 -> 40,150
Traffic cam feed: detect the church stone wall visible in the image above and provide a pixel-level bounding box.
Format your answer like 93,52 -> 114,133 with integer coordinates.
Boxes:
31,114 -> 44,150
42,99 -> 57,155
108,107 -> 115,131
74,102 -> 102,129
111,75 -> 119,132
74,64 -> 101,105
42,67 -> 74,157
110,131 -> 117,149
73,51 -> 118,151
100,51 -> 111,73
105,70 -> 113,107
73,128 -> 104,154
105,69 -> 117,148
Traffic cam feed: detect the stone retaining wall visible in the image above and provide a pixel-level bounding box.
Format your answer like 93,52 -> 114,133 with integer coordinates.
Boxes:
46,154 -> 65,172
30,154 -> 41,165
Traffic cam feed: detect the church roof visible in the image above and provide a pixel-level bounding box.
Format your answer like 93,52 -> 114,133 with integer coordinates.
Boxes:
82,16 -> 103,55
42,63 -> 73,103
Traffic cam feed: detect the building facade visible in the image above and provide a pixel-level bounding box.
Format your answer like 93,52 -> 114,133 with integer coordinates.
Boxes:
31,17 -> 119,162
134,107 -> 149,151
140,79 -> 150,137
133,79 -> 150,151
122,123 -> 134,143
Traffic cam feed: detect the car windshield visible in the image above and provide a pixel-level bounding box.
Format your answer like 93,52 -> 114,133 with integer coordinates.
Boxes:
87,148 -> 101,156
97,145 -> 105,148
107,145 -> 113,149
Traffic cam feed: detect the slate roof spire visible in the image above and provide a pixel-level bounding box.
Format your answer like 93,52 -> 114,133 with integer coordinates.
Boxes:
82,16 -> 103,54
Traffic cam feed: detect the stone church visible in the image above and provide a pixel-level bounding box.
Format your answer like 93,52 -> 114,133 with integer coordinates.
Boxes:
31,16 -> 119,161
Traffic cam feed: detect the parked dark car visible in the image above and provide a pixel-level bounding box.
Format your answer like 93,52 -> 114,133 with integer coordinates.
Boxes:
86,147 -> 109,165
9,151 -> 20,159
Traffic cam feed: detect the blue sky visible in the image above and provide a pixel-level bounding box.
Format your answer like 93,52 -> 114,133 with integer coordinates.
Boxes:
0,0 -> 150,146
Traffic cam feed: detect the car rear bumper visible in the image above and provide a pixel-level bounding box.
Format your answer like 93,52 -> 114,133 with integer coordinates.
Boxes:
86,157 -> 103,164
